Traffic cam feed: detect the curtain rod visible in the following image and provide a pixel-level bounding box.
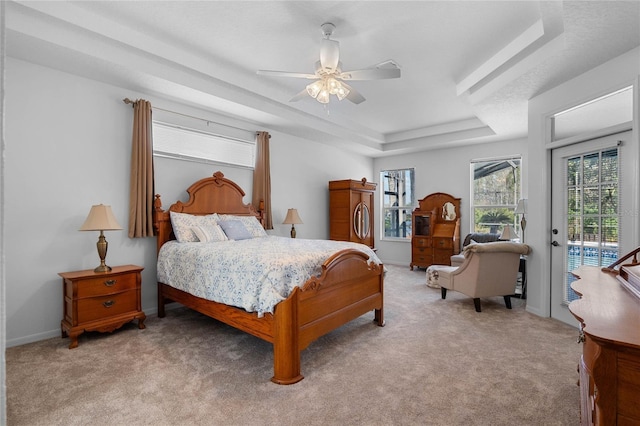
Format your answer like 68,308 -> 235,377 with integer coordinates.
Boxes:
122,98 -> 266,136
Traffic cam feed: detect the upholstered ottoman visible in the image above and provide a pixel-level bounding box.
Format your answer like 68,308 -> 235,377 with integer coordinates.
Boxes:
426,266 -> 440,288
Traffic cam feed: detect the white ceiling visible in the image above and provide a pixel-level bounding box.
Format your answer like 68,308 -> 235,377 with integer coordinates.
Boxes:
6,1 -> 640,157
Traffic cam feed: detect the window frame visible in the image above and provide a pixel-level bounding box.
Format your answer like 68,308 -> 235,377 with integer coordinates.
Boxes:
470,156 -> 522,235
380,168 -> 415,242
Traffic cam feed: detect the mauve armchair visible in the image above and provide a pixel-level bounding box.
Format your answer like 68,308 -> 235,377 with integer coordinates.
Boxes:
436,241 -> 530,312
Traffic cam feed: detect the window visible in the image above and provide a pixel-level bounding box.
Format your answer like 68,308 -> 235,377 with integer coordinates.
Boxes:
471,157 -> 521,235
152,121 -> 255,168
380,168 -> 415,240
551,86 -> 633,141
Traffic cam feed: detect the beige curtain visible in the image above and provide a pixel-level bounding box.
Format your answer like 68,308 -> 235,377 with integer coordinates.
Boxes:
127,99 -> 155,238
252,131 -> 273,229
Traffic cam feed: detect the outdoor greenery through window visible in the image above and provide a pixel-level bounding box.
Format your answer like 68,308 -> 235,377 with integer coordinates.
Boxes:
381,168 -> 415,240
471,157 -> 521,235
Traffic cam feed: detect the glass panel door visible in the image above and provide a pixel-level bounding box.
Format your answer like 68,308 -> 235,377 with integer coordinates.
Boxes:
551,131 -> 631,325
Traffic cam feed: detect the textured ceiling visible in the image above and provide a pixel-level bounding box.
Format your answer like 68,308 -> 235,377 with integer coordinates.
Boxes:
6,1 -> 640,156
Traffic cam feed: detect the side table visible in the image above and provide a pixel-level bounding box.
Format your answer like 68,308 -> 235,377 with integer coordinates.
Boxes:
58,264 -> 146,348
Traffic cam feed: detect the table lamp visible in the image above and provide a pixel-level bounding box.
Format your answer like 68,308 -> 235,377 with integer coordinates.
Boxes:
282,208 -> 303,238
499,224 -> 519,241
79,204 -> 123,272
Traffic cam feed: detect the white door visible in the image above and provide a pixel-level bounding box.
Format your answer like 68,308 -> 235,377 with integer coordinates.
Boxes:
550,131 -> 633,325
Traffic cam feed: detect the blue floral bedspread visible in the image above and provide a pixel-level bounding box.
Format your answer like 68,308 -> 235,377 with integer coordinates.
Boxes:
157,236 -> 381,316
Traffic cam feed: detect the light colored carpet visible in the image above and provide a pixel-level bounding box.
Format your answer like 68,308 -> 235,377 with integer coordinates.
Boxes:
6,264 -> 581,425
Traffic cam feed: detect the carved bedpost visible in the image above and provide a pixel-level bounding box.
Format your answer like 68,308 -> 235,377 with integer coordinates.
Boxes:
258,199 -> 266,227
153,194 -> 170,254
153,194 -> 162,237
271,289 -> 302,385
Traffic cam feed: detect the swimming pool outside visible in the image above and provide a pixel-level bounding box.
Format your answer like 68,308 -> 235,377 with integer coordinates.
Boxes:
566,243 -> 618,302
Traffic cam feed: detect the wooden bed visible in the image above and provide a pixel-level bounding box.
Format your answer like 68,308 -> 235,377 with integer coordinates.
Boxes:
153,171 -> 385,384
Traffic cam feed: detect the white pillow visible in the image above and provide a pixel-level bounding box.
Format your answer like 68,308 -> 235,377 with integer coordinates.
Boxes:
191,224 -> 228,243
170,211 -> 220,243
218,214 -> 267,238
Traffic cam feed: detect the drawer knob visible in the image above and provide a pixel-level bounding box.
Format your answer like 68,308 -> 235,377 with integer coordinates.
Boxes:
104,279 -> 117,287
103,300 -> 115,308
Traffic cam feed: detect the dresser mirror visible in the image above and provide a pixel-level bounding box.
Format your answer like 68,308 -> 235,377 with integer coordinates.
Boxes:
353,202 -> 371,239
442,201 -> 456,220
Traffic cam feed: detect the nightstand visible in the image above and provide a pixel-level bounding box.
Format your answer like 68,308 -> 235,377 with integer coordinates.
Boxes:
58,264 -> 146,348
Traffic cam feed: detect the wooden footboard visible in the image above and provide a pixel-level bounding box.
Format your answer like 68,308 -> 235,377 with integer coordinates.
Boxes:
158,248 -> 384,384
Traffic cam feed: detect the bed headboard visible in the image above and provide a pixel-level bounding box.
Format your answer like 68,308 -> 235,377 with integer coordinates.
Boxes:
153,171 -> 264,253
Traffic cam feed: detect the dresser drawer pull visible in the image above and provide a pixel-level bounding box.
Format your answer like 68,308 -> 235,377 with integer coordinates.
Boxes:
104,279 -> 117,287
103,300 -> 115,308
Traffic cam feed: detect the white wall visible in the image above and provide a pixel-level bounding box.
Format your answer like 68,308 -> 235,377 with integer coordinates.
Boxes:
526,46 -> 640,318
1,2 -> 7,422
4,57 -> 372,346
373,139 -> 527,266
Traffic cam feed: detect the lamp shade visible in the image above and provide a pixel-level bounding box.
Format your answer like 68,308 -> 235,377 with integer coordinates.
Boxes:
500,224 -> 519,241
79,204 -> 123,231
283,208 -> 303,225
514,199 -> 528,214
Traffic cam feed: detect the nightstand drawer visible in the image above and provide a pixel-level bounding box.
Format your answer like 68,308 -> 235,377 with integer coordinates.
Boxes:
75,273 -> 138,298
77,291 -> 138,323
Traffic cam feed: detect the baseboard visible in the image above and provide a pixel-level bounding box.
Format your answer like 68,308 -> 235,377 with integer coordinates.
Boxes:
5,303 -> 183,348
379,259 -> 412,268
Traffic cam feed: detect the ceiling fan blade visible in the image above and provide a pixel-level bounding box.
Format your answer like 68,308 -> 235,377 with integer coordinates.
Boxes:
257,70 -> 318,79
340,82 -> 366,104
320,39 -> 340,73
339,68 -> 401,80
289,89 -> 309,102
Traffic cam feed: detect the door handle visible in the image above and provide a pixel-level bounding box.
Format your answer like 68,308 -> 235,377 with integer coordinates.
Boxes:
551,241 -> 560,247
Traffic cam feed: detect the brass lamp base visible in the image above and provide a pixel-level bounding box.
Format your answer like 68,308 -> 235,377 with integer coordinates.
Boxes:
94,264 -> 112,273
94,231 -> 112,273
290,225 -> 297,238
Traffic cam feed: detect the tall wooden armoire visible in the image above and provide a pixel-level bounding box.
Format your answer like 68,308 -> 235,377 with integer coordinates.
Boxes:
410,192 -> 461,270
329,178 -> 377,248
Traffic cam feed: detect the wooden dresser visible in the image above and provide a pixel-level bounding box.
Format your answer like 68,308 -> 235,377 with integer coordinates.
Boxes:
569,265 -> 640,425
59,264 -> 146,348
329,178 -> 377,248
410,193 -> 460,270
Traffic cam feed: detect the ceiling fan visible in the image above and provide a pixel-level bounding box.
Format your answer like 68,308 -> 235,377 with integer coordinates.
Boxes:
257,22 -> 401,105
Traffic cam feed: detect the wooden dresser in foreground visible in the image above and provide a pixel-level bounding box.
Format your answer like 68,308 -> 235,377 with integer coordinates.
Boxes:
59,264 -> 146,348
569,265 -> 640,425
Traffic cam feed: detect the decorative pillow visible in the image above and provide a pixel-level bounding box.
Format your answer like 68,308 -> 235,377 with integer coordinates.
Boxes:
218,220 -> 254,241
170,211 -> 220,243
191,224 -> 228,243
218,214 -> 267,238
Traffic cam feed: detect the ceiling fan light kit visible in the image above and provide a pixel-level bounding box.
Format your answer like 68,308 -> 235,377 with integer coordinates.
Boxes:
257,22 -> 400,105
306,76 -> 350,104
